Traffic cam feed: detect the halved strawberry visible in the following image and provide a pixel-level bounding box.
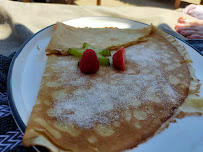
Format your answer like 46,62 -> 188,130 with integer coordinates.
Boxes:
79,49 -> 99,74
112,46 -> 126,71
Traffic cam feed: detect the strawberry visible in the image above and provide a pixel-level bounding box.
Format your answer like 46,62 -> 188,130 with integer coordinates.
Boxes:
79,49 -> 99,74
112,46 -> 126,71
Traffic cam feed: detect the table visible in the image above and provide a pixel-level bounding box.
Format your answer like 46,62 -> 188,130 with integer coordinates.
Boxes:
0,0 -> 194,56
0,1 -> 202,152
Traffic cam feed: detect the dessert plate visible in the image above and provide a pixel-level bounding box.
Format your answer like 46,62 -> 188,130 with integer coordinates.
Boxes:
7,17 -> 203,152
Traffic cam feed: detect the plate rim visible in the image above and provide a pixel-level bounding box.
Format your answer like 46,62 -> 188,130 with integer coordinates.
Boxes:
7,24 -> 54,133
7,16 -> 203,135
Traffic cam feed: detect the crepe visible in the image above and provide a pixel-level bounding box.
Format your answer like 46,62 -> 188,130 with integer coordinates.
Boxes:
23,23 -> 203,152
46,22 -> 153,55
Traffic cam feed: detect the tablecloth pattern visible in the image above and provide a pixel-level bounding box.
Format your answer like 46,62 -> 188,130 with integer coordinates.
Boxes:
0,53 -> 35,152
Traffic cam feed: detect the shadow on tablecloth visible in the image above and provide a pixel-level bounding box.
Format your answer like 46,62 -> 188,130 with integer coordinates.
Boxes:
0,5 -> 34,56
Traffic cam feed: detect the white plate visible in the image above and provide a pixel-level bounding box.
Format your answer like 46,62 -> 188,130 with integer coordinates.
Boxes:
8,17 -> 203,152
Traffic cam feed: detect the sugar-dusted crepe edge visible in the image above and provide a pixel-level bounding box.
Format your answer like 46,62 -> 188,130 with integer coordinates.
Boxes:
124,26 -> 203,149
151,26 -> 202,136
153,26 -> 202,115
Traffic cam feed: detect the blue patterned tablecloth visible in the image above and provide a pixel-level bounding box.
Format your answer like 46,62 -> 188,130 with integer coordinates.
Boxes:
186,40 -> 203,55
0,53 -> 35,152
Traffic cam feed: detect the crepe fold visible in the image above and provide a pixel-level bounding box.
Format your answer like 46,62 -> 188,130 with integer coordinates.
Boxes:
23,22 -> 203,152
45,22 -> 153,55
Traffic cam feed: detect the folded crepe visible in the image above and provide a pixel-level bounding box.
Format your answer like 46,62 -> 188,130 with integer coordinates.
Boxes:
45,22 -> 153,55
23,22 -> 203,152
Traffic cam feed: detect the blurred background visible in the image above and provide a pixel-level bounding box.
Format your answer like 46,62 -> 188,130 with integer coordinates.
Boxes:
10,0 -> 203,9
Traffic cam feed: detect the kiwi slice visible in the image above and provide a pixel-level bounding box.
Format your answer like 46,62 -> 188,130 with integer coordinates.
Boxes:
68,48 -> 84,58
97,54 -> 110,66
83,42 -> 111,56
68,43 -> 111,66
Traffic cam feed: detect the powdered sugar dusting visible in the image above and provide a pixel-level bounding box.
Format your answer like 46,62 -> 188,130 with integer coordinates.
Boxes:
52,41 -> 179,128
54,84 -> 122,128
